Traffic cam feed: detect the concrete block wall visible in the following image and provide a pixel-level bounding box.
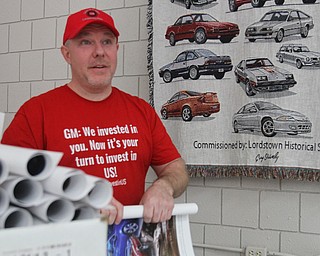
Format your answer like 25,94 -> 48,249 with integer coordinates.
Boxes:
1,1 -> 320,256
189,177 -> 320,256
0,0 -> 149,127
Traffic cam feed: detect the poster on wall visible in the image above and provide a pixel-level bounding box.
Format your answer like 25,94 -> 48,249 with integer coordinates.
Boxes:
148,0 -> 320,180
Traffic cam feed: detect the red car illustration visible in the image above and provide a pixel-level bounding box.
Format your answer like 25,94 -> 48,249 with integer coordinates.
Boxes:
161,90 -> 220,122
165,13 -> 239,46
228,0 -> 317,12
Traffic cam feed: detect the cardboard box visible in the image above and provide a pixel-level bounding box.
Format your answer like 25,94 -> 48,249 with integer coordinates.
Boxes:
0,218 -> 107,256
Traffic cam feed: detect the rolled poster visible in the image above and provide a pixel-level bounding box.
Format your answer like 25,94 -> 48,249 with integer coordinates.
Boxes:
0,157 -> 9,185
41,166 -> 88,201
0,187 -> 10,215
80,175 -> 113,209
1,176 -> 44,207
0,144 -> 62,180
0,206 -> 33,229
28,193 -> 75,223
72,202 -> 99,220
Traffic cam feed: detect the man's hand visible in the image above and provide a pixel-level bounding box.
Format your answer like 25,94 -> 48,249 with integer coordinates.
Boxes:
100,197 -> 124,225
140,158 -> 188,223
139,178 -> 175,223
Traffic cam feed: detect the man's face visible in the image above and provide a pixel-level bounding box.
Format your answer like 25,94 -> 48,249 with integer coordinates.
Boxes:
61,24 -> 119,93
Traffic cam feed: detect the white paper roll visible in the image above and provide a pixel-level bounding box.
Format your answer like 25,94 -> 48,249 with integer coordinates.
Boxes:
1,176 -> 44,207
32,216 -> 46,226
41,166 -> 88,201
0,206 -> 33,229
28,193 -> 75,223
0,157 -> 9,185
0,187 -> 10,215
122,203 -> 199,219
0,144 -> 62,180
81,175 -> 113,209
72,202 -> 99,220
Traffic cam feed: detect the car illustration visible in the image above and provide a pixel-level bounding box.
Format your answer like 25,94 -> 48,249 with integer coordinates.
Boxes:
228,0 -> 317,12
245,9 -> 313,43
276,44 -> 320,69
161,90 -> 220,122
170,0 -> 217,9
107,218 -> 143,256
232,101 -> 312,137
165,13 -> 239,46
234,58 -> 296,96
159,49 -> 233,83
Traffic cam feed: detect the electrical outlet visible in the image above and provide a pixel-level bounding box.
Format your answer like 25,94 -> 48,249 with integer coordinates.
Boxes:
245,246 -> 267,256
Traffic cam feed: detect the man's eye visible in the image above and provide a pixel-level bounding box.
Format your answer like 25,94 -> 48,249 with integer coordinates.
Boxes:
102,39 -> 112,45
80,40 -> 91,45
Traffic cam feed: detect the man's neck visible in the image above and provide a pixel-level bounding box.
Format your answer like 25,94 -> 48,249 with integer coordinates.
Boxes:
67,82 -> 112,101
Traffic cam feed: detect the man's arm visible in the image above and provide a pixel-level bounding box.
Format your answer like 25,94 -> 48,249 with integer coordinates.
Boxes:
101,158 -> 188,225
139,157 -> 189,223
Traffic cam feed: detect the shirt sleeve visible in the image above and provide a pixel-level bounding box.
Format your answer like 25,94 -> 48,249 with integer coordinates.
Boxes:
1,101 -> 45,149
147,104 -> 181,166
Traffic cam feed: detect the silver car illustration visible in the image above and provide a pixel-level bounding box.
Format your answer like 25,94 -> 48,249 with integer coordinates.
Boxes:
234,58 -> 296,96
232,101 -> 312,137
276,44 -> 320,69
159,49 -> 233,83
170,0 -> 216,9
229,0 -> 317,12
245,9 -> 314,43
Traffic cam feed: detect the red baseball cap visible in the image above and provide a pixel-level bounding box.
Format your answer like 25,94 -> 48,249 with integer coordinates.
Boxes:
63,8 -> 120,44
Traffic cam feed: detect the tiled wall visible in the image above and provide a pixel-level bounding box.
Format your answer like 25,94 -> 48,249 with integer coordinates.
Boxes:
1,1 -> 320,256
189,177 -> 320,256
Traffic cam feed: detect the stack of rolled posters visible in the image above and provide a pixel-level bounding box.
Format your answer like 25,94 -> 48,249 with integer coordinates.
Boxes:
0,144 -> 113,229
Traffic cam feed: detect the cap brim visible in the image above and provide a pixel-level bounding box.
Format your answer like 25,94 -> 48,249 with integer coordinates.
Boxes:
64,20 -> 119,44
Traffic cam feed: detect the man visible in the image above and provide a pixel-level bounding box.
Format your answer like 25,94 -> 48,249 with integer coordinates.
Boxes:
1,8 -> 189,225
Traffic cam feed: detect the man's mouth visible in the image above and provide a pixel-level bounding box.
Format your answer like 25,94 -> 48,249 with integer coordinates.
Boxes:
91,65 -> 107,69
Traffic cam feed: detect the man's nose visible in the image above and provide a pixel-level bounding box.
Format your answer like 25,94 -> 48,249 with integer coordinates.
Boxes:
93,43 -> 105,57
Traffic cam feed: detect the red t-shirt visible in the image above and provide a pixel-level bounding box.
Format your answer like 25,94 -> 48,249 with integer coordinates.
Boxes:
1,86 -> 180,205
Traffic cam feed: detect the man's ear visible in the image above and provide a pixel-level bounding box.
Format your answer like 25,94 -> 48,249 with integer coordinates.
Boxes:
60,45 -> 71,64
